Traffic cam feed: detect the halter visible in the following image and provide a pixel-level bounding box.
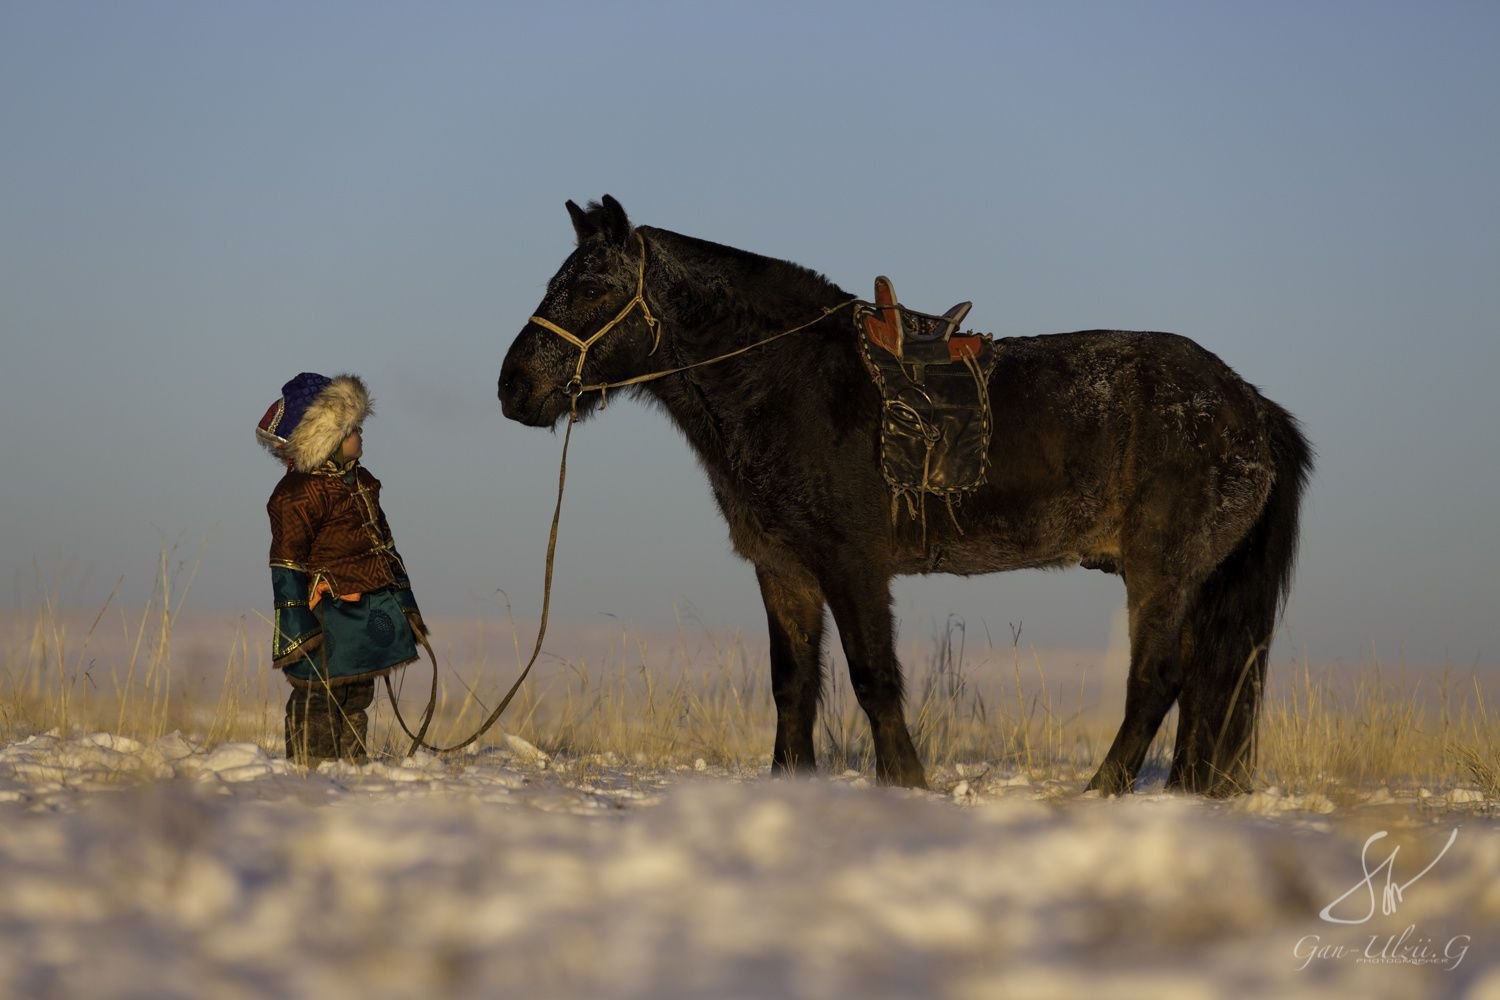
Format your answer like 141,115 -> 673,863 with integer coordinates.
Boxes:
528,232 -> 661,399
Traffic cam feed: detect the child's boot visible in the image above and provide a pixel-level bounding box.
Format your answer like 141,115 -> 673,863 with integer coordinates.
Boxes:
285,686 -> 341,764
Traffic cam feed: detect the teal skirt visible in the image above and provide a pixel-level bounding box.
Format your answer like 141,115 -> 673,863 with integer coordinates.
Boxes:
284,588 -> 418,687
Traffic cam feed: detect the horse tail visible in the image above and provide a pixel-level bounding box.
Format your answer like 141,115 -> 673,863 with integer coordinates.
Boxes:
1173,397 -> 1313,795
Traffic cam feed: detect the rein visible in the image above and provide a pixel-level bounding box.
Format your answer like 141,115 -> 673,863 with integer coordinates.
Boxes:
391,233 -> 853,755
579,300 -> 856,398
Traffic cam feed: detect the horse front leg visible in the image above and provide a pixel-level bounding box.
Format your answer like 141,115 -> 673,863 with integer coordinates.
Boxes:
755,564 -> 825,775
820,566 -> 928,789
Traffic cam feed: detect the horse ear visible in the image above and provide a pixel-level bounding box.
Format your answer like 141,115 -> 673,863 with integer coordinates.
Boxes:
599,194 -> 632,247
566,199 -> 594,243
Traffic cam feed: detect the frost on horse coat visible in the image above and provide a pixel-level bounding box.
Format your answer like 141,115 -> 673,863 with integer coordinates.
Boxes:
498,195 -> 1312,796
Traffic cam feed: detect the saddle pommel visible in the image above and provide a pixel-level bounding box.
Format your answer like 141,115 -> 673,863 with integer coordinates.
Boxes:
860,276 -> 975,360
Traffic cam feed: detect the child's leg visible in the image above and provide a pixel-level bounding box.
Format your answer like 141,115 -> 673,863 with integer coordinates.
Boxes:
285,683 -> 341,763
331,679 -> 376,762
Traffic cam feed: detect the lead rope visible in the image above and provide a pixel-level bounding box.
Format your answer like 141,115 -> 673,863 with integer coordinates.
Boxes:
383,629 -> 438,755
385,402 -> 579,754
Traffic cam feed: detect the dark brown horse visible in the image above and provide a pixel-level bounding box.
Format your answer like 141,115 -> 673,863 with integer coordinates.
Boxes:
499,195 -> 1311,795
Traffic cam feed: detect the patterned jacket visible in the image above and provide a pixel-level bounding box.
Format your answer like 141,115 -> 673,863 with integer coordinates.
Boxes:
268,461 -> 423,669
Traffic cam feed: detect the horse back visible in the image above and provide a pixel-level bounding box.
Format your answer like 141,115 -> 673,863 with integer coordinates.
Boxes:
897,330 -> 1277,575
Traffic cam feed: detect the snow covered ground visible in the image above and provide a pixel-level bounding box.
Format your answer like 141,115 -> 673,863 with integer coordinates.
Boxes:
1,731 -> 1495,999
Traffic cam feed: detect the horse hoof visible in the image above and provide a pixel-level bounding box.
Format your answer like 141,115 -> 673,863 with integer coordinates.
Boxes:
770,758 -> 818,779
1085,769 -> 1133,797
876,766 -> 929,790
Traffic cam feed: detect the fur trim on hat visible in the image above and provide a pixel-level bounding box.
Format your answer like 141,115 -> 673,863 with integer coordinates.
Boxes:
285,375 -> 372,472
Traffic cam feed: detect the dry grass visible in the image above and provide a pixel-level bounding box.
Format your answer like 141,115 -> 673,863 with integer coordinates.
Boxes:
371,613 -> 1498,799
0,555 -> 277,748
377,612 -> 1102,783
1258,660 -> 1500,799
4,576 -> 1497,799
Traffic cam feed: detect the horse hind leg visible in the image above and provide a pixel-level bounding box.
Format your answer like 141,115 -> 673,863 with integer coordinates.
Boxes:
1167,565 -> 1278,797
756,564 -> 826,776
1166,460 -> 1298,797
1087,573 -> 1189,796
1168,633 -> 1266,796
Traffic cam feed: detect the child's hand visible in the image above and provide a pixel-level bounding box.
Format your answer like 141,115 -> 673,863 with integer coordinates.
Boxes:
309,579 -> 331,610
308,580 -> 361,610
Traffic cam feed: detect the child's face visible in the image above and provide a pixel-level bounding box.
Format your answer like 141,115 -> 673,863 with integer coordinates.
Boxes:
340,428 -> 363,462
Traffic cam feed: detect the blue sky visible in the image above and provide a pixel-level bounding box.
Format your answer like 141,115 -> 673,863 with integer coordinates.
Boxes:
2,2 -> 1497,667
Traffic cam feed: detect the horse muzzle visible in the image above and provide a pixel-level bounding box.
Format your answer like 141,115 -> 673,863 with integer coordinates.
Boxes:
497,359 -> 562,427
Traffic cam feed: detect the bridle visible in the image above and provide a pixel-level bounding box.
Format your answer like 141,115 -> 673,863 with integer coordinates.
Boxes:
527,231 -> 661,401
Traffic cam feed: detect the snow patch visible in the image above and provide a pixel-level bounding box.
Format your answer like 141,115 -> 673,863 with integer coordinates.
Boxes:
0,731 -> 1493,998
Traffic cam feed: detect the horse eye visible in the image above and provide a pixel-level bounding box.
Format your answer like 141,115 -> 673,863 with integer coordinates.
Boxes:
576,281 -> 606,300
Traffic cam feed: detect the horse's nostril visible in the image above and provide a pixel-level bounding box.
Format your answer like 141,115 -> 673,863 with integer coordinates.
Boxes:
499,367 -> 531,403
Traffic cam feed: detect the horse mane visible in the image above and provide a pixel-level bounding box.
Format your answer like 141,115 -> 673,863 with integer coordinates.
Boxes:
638,225 -> 854,345
572,197 -> 850,322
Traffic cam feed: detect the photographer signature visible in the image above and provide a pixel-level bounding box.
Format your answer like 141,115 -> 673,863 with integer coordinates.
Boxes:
1320,828 -> 1459,925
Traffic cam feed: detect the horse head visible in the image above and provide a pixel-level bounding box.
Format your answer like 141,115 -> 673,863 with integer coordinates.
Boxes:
498,194 -> 661,428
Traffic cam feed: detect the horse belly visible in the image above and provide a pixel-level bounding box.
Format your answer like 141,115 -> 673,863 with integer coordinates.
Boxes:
888,491 -> 1122,578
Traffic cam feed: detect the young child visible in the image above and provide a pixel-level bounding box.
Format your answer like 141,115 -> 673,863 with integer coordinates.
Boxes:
255,372 -> 428,764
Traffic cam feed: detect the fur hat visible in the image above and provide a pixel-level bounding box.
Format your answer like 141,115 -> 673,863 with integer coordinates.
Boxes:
256,372 -> 372,472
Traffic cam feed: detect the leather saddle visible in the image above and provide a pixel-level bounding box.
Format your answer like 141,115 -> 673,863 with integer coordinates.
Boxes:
858,276 -> 985,362
852,277 -> 999,525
